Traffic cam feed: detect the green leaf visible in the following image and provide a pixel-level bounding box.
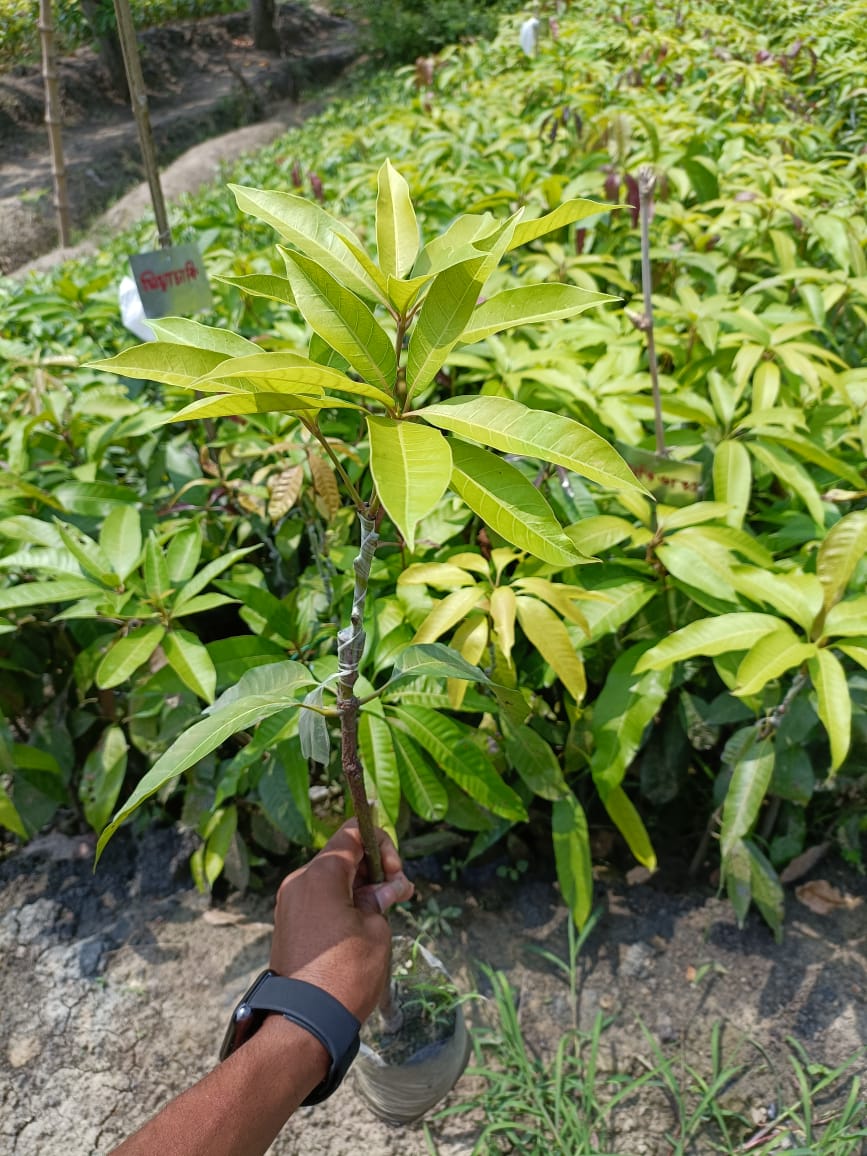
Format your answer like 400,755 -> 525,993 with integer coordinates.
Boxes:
202,806 -> 238,888
552,793 -> 593,927
508,199 -> 609,249
213,272 -> 296,305
602,786 -> 656,869
367,416 -> 452,552
96,678 -> 312,859
0,781 -> 27,839
406,252 -> 487,398
79,725 -> 128,833
635,613 -> 783,672
144,533 -> 171,603
825,596 -> 867,637
450,440 -> 583,568
163,629 -> 217,703
358,711 -> 401,826
590,645 -> 672,792
713,439 -> 752,530
720,734 -> 775,859
816,511 -> 867,612
749,439 -> 825,527
503,721 -> 568,800
809,649 -> 851,773
729,567 -> 823,634
386,642 -> 489,689
746,841 -> 784,942
734,629 -> 816,697
173,593 -> 237,618
166,523 -> 202,584
280,248 -> 397,390
54,521 -> 114,584
54,482 -> 138,518
566,516 -> 634,556
228,184 -> 377,300
87,343 -> 229,387
173,547 -> 259,613
96,624 -> 166,689
391,729 -> 448,821
724,838 -> 752,926
422,396 -> 644,494
148,317 -> 261,357
515,595 -> 586,701
391,706 -> 526,821
376,159 -> 419,279
170,392 -> 350,422
99,506 -> 142,584
459,284 -> 616,345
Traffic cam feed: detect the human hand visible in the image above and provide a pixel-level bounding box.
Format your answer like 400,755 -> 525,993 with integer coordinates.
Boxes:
269,820 -> 414,1022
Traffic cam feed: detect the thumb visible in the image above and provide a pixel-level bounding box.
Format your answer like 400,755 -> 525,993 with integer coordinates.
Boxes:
355,872 -> 414,915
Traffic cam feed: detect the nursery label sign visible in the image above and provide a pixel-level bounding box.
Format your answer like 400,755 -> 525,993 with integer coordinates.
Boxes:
129,244 -> 211,318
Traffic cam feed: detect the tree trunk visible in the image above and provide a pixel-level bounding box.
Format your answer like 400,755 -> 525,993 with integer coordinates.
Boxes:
38,0 -> 72,247
80,0 -> 129,98
250,0 -> 280,53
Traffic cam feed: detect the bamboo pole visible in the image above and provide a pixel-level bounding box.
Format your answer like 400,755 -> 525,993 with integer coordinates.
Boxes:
112,0 -> 172,247
38,0 -> 72,247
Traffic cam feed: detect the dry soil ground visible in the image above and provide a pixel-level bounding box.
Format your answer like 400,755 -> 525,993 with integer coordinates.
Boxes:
1,825 -> 865,1155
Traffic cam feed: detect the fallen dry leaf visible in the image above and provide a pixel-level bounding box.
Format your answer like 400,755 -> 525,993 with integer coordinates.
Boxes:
685,964 -> 697,983
202,910 -> 247,926
795,879 -> 862,916
626,865 -> 653,886
780,842 -> 829,885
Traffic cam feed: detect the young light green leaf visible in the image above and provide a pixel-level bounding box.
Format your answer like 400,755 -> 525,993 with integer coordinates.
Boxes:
391,729 -> 448,821
515,595 -> 586,701
720,734 -> 775,859
729,567 -> 824,634
809,649 -> 851,773
816,511 -> 867,612
87,343 -> 230,387
460,284 -> 616,345
508,199 -> 609,249
552,793 -> 593,927
367,416 -> 452,552
713,439 -> 752,530
212,272 -> 296,305
411,585 -> 487,645
489,585 -> 517,662
450,440 -> 584,568
406,252 -> 487,398
99,505 -> 142,584
398,562 -> 479,590
748,440 -> 825,526
421,395 -> 644,493
194,349 -> 393,405
79,725 -> 128,834
280,248 -> 397,390
825,595 -> 867,637
734,628 -> 815,697
163,629 -> 217,703
228,184 -> 377,300
0,782 -> 28,840
376,159 -> 419,279
635,613 -> 782,673
147,317 -> 261,357
96,624 -> 166,689
390,705 -> 527,821
169,392 -> 343,423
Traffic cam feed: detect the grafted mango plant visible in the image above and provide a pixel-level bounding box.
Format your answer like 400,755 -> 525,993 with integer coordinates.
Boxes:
89,161 -> 646,925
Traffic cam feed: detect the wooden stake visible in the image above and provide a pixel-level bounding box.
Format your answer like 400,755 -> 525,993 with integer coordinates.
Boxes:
38,0 -> 72,247
112,0 -> 172,248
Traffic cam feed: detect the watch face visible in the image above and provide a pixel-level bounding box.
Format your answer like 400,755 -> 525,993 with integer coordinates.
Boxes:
219,971 -> 273,1062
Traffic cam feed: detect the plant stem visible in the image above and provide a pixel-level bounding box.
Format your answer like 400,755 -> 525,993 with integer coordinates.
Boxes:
638,165 -> 666,458
336,510 -> 403,1030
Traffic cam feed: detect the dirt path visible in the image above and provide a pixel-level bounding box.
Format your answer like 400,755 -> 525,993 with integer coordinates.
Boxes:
1,828 -> 864,1154
0,4 -> 357,274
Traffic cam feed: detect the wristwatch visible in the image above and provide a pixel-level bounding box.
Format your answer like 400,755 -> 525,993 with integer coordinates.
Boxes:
219,969 -> 361,1105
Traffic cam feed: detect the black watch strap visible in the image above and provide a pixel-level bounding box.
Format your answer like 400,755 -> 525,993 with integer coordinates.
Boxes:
219,970 -> 361,1105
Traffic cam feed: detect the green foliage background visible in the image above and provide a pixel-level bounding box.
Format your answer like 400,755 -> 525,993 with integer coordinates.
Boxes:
1,0 -> 865,936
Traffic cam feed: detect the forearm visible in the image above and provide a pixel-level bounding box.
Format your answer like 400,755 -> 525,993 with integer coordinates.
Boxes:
112,1016 -> 329,1156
